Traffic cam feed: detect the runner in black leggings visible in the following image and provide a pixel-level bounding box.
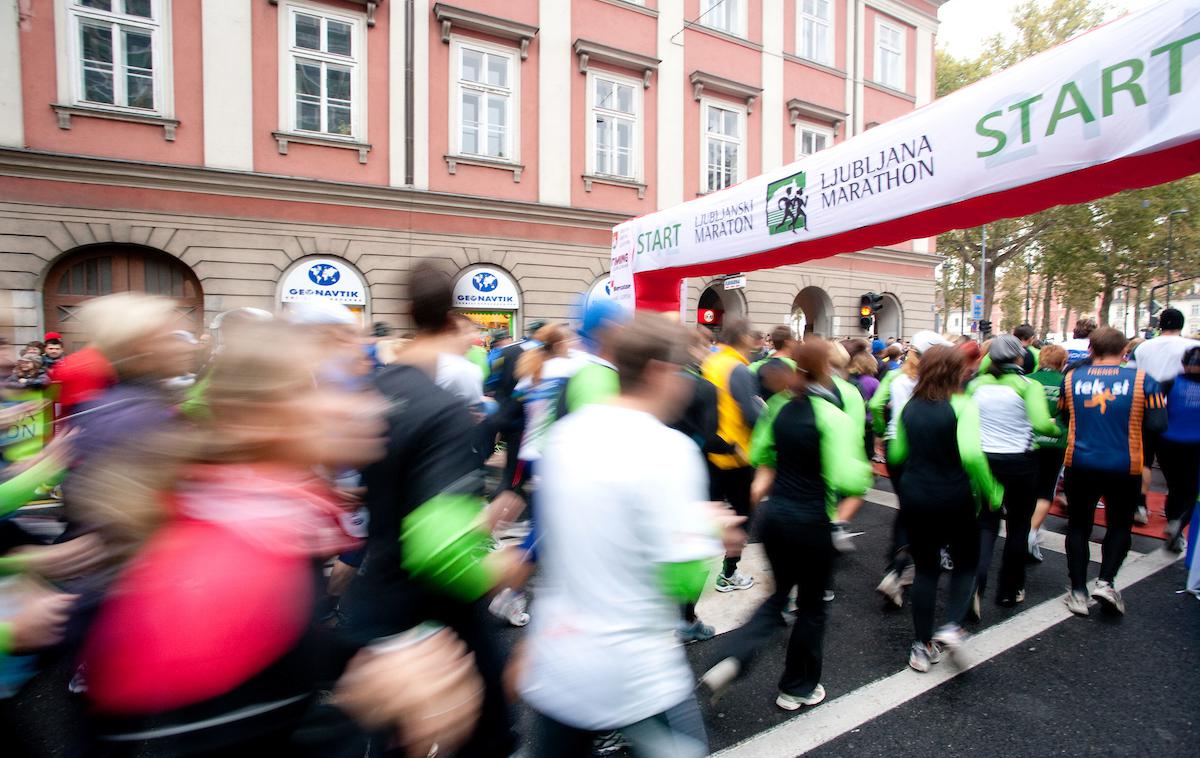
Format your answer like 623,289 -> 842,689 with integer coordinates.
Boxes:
888,346 -> 1004,672
700,339 -> 873,709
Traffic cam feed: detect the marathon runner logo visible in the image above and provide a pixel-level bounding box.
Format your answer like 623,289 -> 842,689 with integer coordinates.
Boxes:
767,172 -> 808,236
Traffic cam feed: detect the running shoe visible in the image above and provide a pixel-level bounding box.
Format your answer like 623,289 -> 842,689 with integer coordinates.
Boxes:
876,570 -> 904,608
776,683 -> 826,710
823,589 -> 836,602
831,521 -> 856,553
908,641 -> 934,672
996,588 -> 1026,608
676,618 -> 715,644
1065,589 -> 1090,617
488,588 -> 530,627
940,548 -> 954,572
1134,505 -> 1150,525
933,624 -> 968,664
715,571 -> 754,592
899,563 -> 915,587
1165,519 -> 1186,553
1091,580 -> 1125,615
699,657 -> 741,703
591,731 -> 629,756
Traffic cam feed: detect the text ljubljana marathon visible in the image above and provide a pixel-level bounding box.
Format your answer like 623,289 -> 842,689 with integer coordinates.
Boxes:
819,135 -> 934,208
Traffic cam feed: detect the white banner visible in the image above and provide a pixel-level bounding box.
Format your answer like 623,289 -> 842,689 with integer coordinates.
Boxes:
453,267 -> 521,310
612,0 -> 1200,305
281,258 -> 367,305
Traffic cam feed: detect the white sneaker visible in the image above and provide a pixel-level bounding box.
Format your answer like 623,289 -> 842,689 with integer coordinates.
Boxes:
715,571 -> 755,592
933,624 -> 968,664
1134,505 -> 1150,525
831,521 -> 856,553
908,641 -> 933,672
699,657 -> 741,704
1065,589 -> 1090,617
488,588 -> 530,627
876,570 -> 904,608
776,683 -> 826,710
1091,580 -> 1125,615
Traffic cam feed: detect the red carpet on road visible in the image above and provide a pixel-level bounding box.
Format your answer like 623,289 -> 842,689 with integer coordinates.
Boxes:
871,462 -> 1170,541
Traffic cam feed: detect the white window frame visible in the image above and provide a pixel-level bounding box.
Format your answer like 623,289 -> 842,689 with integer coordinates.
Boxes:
700,0 -> 747,39
278,1 -> 367,141
61,0 -> 171,115
699,98 -> 746,194
797,0 -> 834,67
874,18 -> 906,92
794,122 -> 834,160
585,69 -> 643,181
448,36 -> 520,163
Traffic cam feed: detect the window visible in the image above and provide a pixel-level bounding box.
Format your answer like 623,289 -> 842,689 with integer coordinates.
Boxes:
874,20 -> 905,91
799,0 -> 833,66
452,40 -> 516,160
285,6 -> 362,138
1191,304 -> 1200,317
796,125 -> 832,159
68,0 -> 162,112
589,73 -> 641,180
700,0 -> 746,38
703,101 -> 743,193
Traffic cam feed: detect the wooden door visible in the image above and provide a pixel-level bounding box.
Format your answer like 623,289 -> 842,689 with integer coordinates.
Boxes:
44,247 -> 203,352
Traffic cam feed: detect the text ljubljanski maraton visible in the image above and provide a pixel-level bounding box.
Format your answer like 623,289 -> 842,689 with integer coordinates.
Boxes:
975,32 -> 1199,158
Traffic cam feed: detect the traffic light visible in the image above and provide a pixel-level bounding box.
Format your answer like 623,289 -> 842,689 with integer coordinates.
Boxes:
859,292 -> 885,330
979,319 -> 993,338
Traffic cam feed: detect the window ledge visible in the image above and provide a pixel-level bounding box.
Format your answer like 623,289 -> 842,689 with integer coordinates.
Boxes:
574,39 -> 660,88
690,24 -> 762,53
582,174 -> 646,199
782,53 -> 847,79
864,80 -> 915,102
787,98 -> 848,135
267,0 -> 382,27
273,131 -> 372,164
595,0 -> 657,18
690,70 -> 762,113
434,2 -> 539,59
52,104 -> 179,141
444,154 -> 524,182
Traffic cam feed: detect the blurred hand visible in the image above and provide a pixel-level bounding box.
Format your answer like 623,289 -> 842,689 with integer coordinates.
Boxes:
12,534 -> 109,580
7,586 -> 77,654
334,628 -> 483,758
706,502 -> 747,557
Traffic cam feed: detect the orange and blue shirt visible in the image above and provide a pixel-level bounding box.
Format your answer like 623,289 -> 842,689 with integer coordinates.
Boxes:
1060,365 -> 1166,475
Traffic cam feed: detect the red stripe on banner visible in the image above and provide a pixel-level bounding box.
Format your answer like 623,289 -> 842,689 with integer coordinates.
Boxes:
635,139 -> 1200,311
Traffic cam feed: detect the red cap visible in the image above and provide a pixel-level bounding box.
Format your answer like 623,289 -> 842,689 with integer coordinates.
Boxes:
44,332 -> 62,341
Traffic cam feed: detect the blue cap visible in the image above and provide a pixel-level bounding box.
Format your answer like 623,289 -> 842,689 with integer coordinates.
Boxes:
578,298 -> 630,348
871,339 -> 887,354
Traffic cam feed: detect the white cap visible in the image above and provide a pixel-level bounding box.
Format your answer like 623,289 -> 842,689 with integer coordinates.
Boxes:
287,301 -> 358,327
910,330 -> 952,355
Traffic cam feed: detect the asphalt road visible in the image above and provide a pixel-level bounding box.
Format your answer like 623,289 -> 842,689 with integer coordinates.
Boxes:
7,482 -> 1197,757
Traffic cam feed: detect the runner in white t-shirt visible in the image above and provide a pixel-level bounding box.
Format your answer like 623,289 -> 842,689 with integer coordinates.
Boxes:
521,314 -> 731,757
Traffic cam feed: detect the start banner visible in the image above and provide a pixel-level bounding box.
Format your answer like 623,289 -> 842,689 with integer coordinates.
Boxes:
611,0 -> 1200,310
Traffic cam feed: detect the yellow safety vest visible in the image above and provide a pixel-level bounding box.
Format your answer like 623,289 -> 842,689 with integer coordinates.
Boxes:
702,345 -> 753,470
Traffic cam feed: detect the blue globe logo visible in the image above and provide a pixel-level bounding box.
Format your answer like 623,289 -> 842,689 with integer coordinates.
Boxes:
472,272 -> 499,292
308,264 -> 341,286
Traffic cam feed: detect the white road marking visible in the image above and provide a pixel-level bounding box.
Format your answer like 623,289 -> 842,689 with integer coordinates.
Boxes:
711,547 -> 1182,758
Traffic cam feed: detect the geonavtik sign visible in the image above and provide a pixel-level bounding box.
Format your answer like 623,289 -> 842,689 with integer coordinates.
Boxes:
610,1 -> 1200,312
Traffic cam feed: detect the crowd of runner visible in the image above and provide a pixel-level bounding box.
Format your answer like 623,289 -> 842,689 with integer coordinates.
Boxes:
0,266 -> 1197,757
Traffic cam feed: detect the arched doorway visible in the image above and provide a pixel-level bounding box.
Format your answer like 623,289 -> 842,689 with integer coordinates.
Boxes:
44,245 -> 203,351
875,293 -> 903,341
790,286 -> 833,338
697,283 -> 746,334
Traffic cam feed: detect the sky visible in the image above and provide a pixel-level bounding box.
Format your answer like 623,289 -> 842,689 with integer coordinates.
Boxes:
936,0 -> 1163,58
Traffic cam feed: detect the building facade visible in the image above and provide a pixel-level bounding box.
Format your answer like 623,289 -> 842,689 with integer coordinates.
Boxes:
0,0 -> 944,347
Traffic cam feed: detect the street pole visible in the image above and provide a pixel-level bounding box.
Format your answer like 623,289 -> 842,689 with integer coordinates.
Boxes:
960,258 -> 966,335
1025,248 -> 1032,323
1166,209 -> 1188,306
980,225 -> 987,331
